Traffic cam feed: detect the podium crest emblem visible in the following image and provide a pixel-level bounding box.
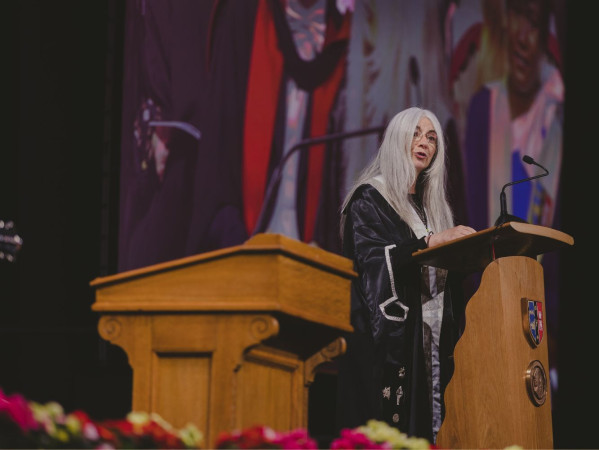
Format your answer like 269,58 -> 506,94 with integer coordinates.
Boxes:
522,298 -> 544,347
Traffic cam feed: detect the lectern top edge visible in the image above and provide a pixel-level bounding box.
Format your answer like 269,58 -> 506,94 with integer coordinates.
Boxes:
411,222 -> 574,273
90,232 -> 356,287
509,221 -> 574,245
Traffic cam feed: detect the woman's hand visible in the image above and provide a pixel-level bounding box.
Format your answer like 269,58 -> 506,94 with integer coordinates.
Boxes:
427,225 -> 476,247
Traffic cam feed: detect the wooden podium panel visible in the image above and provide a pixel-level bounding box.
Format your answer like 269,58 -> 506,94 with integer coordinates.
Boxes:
90,233 -> 355,446
412,222 -> 574,449
437,256 -> 552,448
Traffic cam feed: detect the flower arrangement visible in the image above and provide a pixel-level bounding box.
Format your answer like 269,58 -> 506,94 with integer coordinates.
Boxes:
0,387 -> 448,449
0,387 -> 203,449
212,421 -> 433,449
214,425 -> 318,449
330,420 -> 433,449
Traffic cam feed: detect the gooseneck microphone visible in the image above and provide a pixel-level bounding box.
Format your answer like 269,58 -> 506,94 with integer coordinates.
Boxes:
494,155 -> 549,226
252,125 -> 385,236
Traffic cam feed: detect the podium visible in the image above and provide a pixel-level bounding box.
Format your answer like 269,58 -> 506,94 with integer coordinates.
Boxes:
412,222 -> 574,449
89,233 -> 355,446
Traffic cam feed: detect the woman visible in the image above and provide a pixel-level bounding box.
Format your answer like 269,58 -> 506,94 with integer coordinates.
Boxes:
336,107 -> 476,443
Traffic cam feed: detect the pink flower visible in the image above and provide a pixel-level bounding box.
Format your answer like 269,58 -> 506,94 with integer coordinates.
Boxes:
83,421 -> 100,441
215,425 -> 318,449
330,428 -> 387,449
272,428 -> 318,449
0,388 -> 39,432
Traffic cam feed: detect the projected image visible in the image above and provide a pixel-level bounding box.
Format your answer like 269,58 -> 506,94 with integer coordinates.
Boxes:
117,0 -> 565,410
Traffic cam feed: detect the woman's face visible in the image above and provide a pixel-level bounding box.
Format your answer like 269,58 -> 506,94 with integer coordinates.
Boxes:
506,0 -> 545,96
410,116 -> 437,176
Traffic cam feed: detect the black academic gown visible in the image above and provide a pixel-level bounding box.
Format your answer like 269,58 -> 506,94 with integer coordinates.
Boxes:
336,184 -> 465,442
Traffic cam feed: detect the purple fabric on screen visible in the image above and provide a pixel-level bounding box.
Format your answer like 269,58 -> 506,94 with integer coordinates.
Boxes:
463,87 -> 491,232
118,1 -> 258,271
183,0 -> 259,256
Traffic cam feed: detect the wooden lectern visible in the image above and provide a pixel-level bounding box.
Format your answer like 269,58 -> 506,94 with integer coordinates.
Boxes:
412,222 -> 574,449
89,233 -> 355,446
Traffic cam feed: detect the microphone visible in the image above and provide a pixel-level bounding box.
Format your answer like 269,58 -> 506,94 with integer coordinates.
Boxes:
494,155 -> 549,226
252,125 -> 385,236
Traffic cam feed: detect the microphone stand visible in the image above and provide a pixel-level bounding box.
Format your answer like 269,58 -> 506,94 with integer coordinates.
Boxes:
494,157 -> 549,226
252,125 -> 386,236
495,189 -> 529,226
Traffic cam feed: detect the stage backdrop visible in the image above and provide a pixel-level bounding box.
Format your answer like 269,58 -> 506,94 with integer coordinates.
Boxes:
117,0 -> 565,402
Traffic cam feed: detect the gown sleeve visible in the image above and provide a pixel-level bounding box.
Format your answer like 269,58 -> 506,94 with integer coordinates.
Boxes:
345,186 -> 426,344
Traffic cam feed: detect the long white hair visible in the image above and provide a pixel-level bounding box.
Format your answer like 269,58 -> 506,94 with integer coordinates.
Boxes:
340,107 -> 454,239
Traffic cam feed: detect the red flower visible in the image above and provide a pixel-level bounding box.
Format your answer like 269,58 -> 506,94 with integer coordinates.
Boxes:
138,419 -> 184,448
111,419 -> 135,437
96,424 -> 118,443
71,410 -> 93,425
